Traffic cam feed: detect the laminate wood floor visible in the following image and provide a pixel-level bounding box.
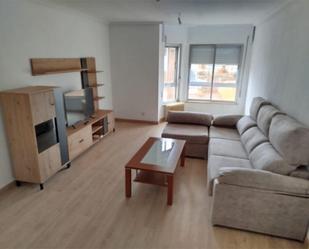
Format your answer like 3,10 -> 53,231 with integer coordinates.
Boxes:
0,122 -> 308,249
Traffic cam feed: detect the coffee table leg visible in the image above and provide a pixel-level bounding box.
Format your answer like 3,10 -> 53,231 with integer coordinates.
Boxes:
167,175 -> 173,205
181,145 -> 186,167
125,168 -> 132,198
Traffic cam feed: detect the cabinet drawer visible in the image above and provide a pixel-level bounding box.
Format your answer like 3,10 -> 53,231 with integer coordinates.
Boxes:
38,143 -> 62,182
30,90 -> 56,125
68,126 -> 92,160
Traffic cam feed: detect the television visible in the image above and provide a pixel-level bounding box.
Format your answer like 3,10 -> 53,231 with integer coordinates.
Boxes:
64,88 -> 94,127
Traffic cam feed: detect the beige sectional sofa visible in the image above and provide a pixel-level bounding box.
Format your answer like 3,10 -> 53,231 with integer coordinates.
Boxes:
162,97 -> 309,241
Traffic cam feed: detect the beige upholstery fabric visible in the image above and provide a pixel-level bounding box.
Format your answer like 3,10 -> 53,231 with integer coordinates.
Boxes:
241,127 -> 268,154
212,115 -> 242,128
162,124 -> 208,144
256,105 -> 282,136
269,114 -> 309,166
209,126 -> 240,141
249,97 -> 270,120
217,167 -> 309,196
167,111 -> 213,126
290,166 -> 309,180
211,183 -> 309,241
236,116 -> 257,135
249,142 -> 296,175
207,156 -> 252,195
208,138 -> 248,159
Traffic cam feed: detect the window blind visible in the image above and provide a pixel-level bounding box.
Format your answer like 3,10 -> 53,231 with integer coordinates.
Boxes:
215,45 -> 242,65
190,45 -> 215,64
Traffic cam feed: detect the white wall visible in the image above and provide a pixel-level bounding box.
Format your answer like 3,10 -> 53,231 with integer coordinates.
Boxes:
110,23 -> 161,122
163,24 -> 254,115
0,0 -> 112,189
246,0 -> 309,126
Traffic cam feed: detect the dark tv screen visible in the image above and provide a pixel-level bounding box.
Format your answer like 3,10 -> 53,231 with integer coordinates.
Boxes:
64,88 -> 94,126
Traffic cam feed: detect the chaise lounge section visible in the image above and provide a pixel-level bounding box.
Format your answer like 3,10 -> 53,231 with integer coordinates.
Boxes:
162,111 -> 213,159
162,97 -> 309,241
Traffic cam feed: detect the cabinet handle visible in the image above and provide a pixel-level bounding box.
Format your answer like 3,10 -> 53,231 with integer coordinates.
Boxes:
79,139 -> 84,143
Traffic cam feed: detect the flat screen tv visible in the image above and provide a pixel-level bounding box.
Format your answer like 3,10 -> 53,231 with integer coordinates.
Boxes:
64,88 -> 94,127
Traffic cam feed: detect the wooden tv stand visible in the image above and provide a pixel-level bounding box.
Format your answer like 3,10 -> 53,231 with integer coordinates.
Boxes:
66,109 -> 115,161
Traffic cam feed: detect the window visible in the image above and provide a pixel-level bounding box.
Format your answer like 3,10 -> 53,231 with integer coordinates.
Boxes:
163,46 -> 180,103
188,45 -> 242,102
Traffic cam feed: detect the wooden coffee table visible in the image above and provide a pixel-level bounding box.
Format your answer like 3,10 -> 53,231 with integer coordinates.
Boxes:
125,137 -> 186,205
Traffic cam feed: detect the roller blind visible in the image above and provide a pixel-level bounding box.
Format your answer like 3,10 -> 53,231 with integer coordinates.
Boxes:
215,45 -> 242,65
190,45 -> 215,64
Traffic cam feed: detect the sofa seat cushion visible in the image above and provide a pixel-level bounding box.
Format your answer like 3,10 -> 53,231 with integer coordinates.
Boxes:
207,155 -> 252,195
167,111 -> 213,126
290,166 -> 309,180
250,97 -> 270,121
241,127 -> 268,154
257,105 -> 283,136
236,116 -> 257,135
162,124 -> 209,144
209,126 -> 240,141
249,142 -> 296,175
209,138 -> 248,159
269,114 -> 309,166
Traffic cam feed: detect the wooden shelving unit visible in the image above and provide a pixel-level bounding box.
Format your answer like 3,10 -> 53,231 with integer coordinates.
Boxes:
67,110 -> 115,160
29,57 -> 115,161
92,125 -> 103,134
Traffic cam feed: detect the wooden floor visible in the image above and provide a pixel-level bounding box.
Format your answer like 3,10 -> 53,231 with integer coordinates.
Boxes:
0,122 -> 308,249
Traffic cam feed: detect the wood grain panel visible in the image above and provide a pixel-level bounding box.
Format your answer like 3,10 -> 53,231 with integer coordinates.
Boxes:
38,143 -> 62,182
0,94 -> 40,182
68,126 -> 93,160
30,90 -> 56,125
31,58 -> 82,75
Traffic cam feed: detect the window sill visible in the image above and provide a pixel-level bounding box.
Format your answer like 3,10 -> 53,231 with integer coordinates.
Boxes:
185,100 -> 238,105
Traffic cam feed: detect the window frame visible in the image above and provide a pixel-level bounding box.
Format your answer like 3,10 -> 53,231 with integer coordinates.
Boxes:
186,44 -> 243,104
163,44 -> 181,104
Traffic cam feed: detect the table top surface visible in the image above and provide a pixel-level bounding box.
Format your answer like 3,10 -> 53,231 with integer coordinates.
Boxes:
125,137 -> 186,174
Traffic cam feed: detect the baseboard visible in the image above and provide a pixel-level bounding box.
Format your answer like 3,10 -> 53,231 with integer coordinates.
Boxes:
0,181 -> 15,194
115,118 -> 159,124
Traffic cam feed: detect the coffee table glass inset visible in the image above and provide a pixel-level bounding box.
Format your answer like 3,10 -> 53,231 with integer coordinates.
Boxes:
125,137 -> 186,205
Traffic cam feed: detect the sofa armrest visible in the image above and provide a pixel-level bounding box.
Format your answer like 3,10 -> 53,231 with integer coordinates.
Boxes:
217,167 -> 309,196
212,115 -> 243,128
167,111 -> 213,126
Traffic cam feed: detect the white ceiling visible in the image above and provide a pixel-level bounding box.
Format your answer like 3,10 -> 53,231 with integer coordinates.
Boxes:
41,0 -> 291,25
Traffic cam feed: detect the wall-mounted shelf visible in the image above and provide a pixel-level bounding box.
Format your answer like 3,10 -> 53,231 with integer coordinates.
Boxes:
89,84 -> 104,88
30,58 -> 87,76
93,97 -> 105,101
87,70 -> 104,74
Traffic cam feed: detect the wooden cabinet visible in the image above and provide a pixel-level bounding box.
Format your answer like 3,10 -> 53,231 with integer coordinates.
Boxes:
30,90 -> 56,125
107,112 -> 115,132
68,126 -> 93,160
0,86 -> 68,189
67,110 -> 115,160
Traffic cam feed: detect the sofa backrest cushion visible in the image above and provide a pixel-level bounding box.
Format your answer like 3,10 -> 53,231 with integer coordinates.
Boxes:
269,114 -> 309,166
237,116 -> 257,135
212,115 -> 243,128
249,142 -> 297,175
257,105 -> 282,136
250,97 -> 270,120
167,111 -> 213,126
241,127 -> 268,154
